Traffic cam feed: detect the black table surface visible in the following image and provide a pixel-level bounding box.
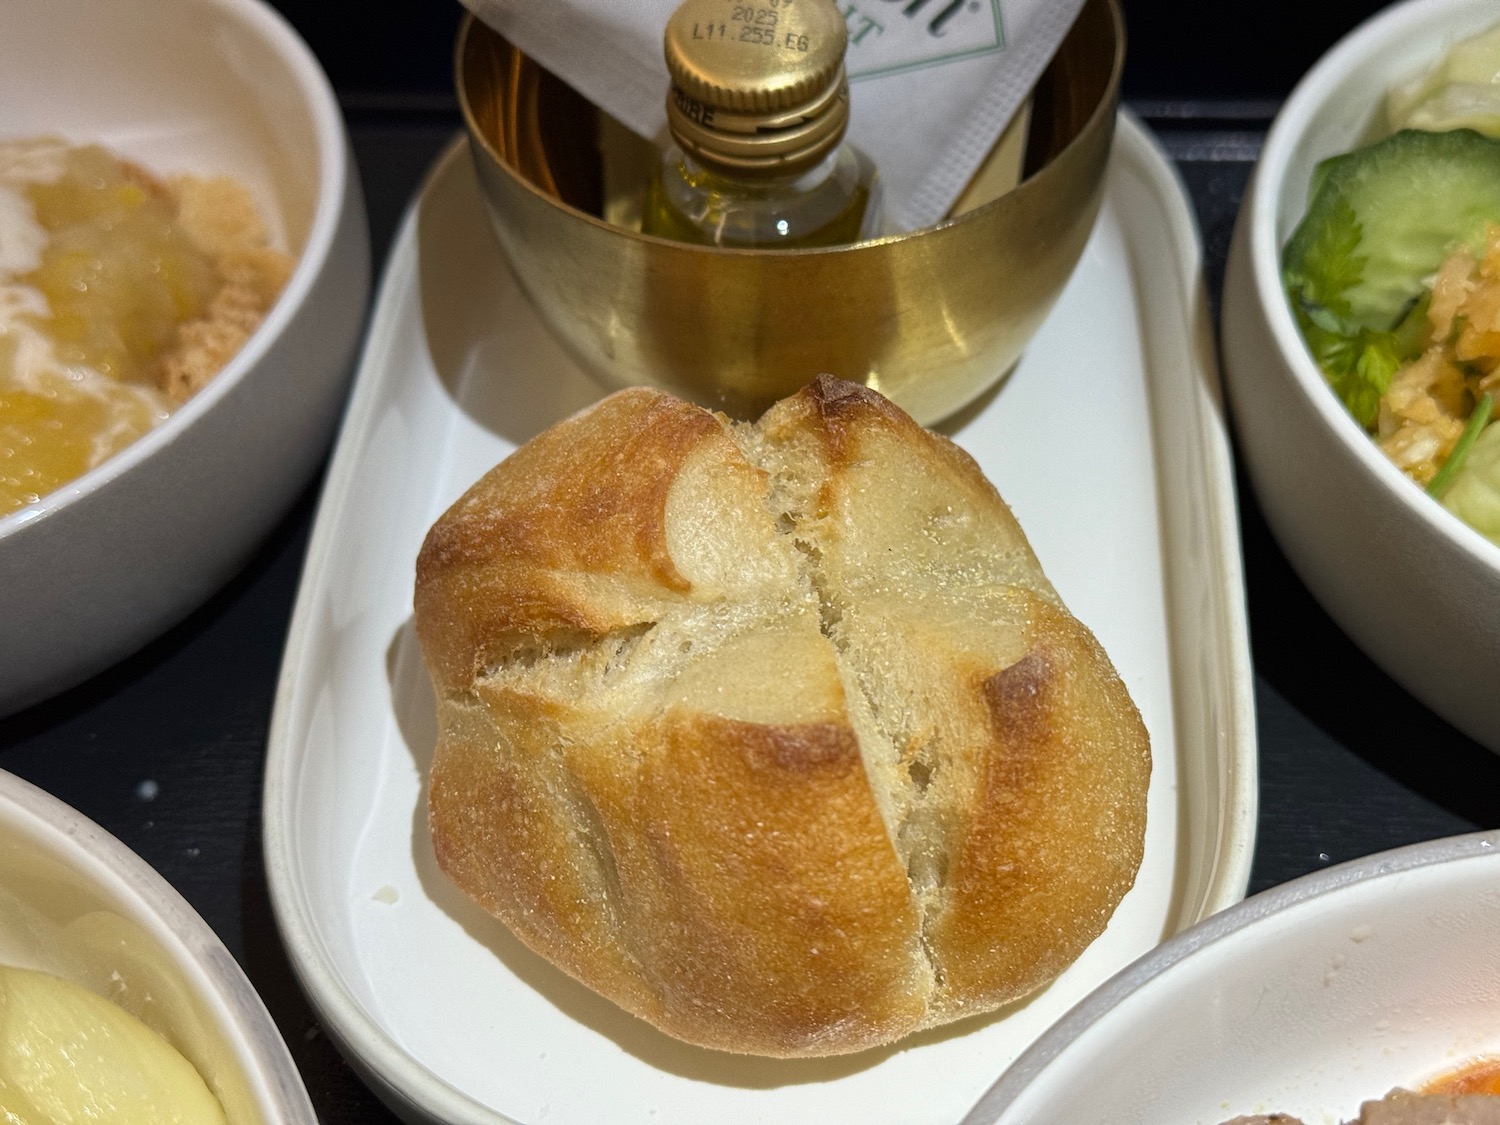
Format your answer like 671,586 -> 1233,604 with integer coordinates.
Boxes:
4,94 -> 1500,1123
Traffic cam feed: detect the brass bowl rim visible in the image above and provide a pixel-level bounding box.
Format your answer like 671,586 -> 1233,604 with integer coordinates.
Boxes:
454,0 -> 1124,257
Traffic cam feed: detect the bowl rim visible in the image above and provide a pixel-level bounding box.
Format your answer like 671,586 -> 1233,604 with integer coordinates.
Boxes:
0,767 -> 316,1123
962,828 -> 1500,1123
1244,0 -> 1500,573
0,0 -> 352,543
453,0 -> 1124,256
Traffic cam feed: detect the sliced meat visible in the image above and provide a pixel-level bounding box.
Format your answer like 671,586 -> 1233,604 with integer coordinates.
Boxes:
1356,1088 -> 1500,1124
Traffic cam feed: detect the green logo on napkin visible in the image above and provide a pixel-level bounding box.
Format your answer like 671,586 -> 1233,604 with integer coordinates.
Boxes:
840,0 -> 1005,79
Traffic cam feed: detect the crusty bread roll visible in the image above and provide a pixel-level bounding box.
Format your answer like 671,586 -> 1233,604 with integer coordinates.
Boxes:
414,376 -> 1150,1057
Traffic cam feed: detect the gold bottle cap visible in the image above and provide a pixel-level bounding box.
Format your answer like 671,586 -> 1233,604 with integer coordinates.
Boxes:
663,0 -> 850,175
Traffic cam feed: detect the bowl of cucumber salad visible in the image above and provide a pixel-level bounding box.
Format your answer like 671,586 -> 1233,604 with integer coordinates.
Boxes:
1223,0 -> 1500,751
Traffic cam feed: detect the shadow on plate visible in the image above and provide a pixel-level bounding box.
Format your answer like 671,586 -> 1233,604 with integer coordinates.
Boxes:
384,619 -> 1028,1089
414,143 -> 600,448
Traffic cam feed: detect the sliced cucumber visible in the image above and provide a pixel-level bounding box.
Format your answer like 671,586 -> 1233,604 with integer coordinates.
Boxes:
1283,128 -> 1500,331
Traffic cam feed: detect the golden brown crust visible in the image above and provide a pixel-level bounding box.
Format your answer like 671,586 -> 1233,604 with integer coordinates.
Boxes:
574,711 -> 928,1055
414,390 -> 722,693
929,599 -> 1151,1015
416,375 -> 1150,1056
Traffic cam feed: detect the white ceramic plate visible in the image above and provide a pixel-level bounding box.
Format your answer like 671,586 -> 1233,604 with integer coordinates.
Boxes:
966,830 -> 1500,1124
1222,0 -> 1500,749
0,768 -> 315,1124
264,114 -> 1256,1125
0,0 -> 369,714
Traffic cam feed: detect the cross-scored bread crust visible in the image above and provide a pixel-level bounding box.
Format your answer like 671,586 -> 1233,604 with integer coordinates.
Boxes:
414,376 -> 1151,1057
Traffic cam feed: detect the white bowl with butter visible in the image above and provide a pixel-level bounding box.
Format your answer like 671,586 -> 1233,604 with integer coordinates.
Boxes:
0,767 -> 315,1123
0,0 -> 369,714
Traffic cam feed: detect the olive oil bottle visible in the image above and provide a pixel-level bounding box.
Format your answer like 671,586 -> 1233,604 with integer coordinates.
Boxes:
641,0 -> 881,249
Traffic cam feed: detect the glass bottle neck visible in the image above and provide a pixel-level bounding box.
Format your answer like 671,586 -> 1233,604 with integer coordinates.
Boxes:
675,146 -> 845,194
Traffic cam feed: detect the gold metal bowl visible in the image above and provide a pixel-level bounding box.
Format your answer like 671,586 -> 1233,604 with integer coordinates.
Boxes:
456,0 -> 1122,424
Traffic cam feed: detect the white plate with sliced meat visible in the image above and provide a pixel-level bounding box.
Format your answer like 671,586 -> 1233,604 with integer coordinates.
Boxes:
966,831 -> 1500,1125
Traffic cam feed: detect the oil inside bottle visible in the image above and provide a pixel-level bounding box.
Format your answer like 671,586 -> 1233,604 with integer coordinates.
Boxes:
643,145 -> 876,248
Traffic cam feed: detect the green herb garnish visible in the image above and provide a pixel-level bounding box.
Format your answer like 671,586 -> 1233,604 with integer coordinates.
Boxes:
1282,197 -> 1425,428
1283,195 -> 1363,321
1429,393 -> 1496,498
1280,129 -> 1500,427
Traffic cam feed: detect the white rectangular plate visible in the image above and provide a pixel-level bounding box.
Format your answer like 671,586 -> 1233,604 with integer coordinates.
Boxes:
265,113 -> 1257,1125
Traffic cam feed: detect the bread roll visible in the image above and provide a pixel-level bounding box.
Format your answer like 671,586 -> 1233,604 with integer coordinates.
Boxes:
414,376 -> 1150,1057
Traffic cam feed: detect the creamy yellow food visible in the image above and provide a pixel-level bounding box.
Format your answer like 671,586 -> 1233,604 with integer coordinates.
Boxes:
0,964 -> 227,1123
0,138 -> 293,517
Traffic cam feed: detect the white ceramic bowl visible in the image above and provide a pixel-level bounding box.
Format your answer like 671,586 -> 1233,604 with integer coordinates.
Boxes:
1222,0 -> 1500,751
964,830 -> 1500,1123
0,0 -> 369,714
0,768 -> 315,1122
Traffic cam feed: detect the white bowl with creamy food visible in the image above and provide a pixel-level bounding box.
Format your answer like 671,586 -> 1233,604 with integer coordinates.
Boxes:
1221,0 -> 1500,751
0,767 -> 316,1122
0,0 -> 369,714
964,831 -> 1500,1124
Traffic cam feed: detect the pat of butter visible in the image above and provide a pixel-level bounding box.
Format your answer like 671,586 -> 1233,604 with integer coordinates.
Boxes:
0,964 -> 227,1124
